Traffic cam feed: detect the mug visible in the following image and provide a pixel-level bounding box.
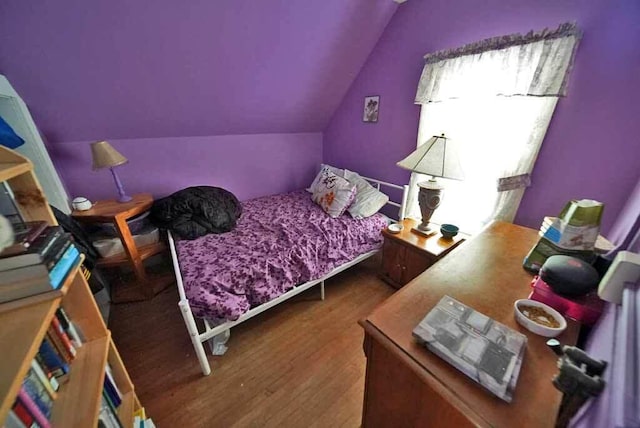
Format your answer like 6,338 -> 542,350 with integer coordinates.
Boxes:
72,196 -> 93,211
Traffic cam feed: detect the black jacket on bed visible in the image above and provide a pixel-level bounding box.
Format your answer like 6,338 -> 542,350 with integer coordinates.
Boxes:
150,186 -> 242,240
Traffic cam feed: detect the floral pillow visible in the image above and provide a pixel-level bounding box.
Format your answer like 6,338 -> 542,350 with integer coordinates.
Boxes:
311,170 -> 357,218
307,164 -> 345,194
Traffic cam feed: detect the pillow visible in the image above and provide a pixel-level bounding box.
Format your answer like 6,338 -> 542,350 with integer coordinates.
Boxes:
312,170 -> 357,218
307,164 -> 345,194
344,169 -> 389,219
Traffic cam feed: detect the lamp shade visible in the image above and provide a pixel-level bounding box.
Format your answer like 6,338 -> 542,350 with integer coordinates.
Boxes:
91,141 -> 128,170
396,135 -> 464,180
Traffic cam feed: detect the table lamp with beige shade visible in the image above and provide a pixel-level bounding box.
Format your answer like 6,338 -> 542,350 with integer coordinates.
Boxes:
397,134 -> 464,236
91,140 -> 132,203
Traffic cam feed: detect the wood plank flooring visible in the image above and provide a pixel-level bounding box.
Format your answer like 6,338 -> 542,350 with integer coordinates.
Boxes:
109,256 -> 394,427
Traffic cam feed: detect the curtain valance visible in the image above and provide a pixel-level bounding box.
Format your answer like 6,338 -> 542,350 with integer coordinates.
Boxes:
415,22 -> 581,104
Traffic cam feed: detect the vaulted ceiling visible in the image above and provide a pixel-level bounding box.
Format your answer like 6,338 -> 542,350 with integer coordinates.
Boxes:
0,0 -> 397,143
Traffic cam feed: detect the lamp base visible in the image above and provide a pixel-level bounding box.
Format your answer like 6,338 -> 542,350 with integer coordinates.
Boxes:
417,178 -> 444,231
110,167 -> 132,204
411,225 -> 437,237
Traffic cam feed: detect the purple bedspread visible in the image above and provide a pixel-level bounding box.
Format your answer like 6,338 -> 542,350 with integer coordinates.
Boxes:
176,190 -> 388,321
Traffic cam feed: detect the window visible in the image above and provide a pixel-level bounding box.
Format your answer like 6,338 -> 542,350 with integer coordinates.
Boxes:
407,23 -> 580,233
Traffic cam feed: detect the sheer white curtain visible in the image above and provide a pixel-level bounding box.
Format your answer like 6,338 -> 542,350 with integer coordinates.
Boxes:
407,23 -> 580,233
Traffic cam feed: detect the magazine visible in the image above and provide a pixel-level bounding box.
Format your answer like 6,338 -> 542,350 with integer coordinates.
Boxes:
412,295 -> 527,402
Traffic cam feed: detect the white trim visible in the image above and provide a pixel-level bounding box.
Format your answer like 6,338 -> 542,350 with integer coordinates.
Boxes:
0,75 -> 70,213
167,178 -> 409,375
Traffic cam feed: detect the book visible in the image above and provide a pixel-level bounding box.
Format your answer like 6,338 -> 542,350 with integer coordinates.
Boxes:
0,272 -> 52,304
16,387 -> 51,428
22,369 -> 53,418
523,235 -> 596,273
413,295 -> 527,403
98,392 -> 123,428
133,407 -> 146,420
0,263 -> 49,286
5,409 -> 27,428
103,378 -> 122,408
104,365 -> 123,406
0,226 -> 63,269
50,315 -> 77,358
38,336 -> 69,377
11,399 -> 34,428
56,307 -> 84,347
43,238 -> 72,271
48,245 -> 80,289
30,359 -> 58,399
0,227 -> 65,270
0,221 -> 48,257
34,353 -> 60,391
102,387 -> 119,415
539,216 -> 613,254
46,327 -> 74,363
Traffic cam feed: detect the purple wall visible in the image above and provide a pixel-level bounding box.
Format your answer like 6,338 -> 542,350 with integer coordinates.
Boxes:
606,177 -> 640,253
324,0 -> 640,235
50,133 -> 322,201
0,0 -> 396,203
0,0 -> 396,141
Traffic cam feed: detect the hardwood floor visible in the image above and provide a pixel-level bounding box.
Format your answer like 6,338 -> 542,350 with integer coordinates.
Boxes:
109,256 -> 394,427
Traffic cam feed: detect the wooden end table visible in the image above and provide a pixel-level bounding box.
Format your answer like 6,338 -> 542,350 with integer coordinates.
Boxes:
72,193 -> 173,303
381,218 -> 469,289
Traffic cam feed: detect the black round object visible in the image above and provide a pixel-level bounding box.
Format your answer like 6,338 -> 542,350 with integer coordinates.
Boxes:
540,255 -> 600,297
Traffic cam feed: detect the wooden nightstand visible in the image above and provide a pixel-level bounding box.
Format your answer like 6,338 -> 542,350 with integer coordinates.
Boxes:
380,218 -> 469,289
72,193 -> 173,303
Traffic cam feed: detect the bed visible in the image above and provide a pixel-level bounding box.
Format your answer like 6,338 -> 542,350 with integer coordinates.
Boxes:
168,176 -> 408,375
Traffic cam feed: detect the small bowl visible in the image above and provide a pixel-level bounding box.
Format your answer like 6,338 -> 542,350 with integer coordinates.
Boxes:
440,224 -> 459,239
387,223 -> 404,234
514,299 -> 567,337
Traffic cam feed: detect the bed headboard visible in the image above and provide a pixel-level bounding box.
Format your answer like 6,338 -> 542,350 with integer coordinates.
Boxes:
360,176 -> 409,221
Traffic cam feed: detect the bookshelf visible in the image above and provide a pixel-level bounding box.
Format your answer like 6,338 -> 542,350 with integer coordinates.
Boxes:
0,146 -> 145,427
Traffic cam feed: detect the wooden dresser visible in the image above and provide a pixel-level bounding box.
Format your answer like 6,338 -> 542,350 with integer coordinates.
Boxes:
360,221 -> 579,427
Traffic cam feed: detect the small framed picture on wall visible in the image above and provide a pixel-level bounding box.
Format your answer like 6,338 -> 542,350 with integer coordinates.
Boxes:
363,95 -> 380,123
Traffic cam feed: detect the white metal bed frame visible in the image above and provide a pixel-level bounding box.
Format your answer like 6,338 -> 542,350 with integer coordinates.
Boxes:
167,177 -> 409,375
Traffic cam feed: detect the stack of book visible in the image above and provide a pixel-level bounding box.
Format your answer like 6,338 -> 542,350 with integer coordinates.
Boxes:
99,368 -> 156,428
524,200 -> 607,273
99,365 -> 124,428
0,222 -> 81,303
5,308 -> 85,428
539,216 -> 614,254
